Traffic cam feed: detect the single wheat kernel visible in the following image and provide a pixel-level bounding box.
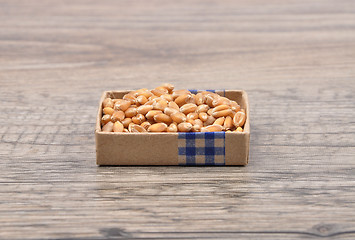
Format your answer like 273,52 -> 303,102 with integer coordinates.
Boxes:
129,124 -> 147,133
212,104 -> 230,113
186,94 -> 196,104
123,129 -> 129,133
236,127 -> 243,132
153,99 -> 168,111
113,121 -> 124,132
138,113 -> 146,121
233,111 -> 246,127
211,97 -> 220,107
161,94 -> 174,102
195,93 -> 205,105
136,89 -> 153,98
204,115 -> 216,126
187,112 -> 198,120
133,88 -> 148,96
136,95 -> 148,105
101,114 -> 112,125
111,110 -> 125,122
174,94 -> 192,107
230,101 -> 241,112
170,112 -> 187,124
178,122 -> 193,132
192,124 -> 201,132
168,101 -> 179,110
156,86 -> 169,93
131,117 -> 139,125
148,123 -> 167,132
161,83 -> 175,93
201,124 -> 223,132
128,123 -> 135,131
146,110 -> 163,120
132,114 -> 146,125
172,89 -> 191,99
154,113 -> 173,124
141,121 -> 151,130
196,104 -> 209,113
151,88 -> 167,97
143,90 -> 154,98
127,123 -> 134,132
122,118 -> 132,128
167,123 -> 178,132
125,107 -> 137,118
164,107 -> 179,116
211,92 -> 221,99
102,122 -> 114,132
212,97 -> 231,107
214,117 -> 225,126
137,105 -> 153,115
114,99 -> 131,111
205,95 -> 215,107
180,103 -> 197,115
224,116 -> 233,130
103,107 -> 114,116
199,112 -> 208,122
212,109 -> 233,118
103,98 -> 114,108
123,94 -> 137,104
194,119 -> 203,127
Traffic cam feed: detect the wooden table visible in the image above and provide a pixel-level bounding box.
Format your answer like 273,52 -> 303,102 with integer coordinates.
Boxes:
1,0 -> 355,239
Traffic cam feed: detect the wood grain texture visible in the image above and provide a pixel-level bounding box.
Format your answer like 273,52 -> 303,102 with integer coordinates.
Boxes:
1,0 -> 355,239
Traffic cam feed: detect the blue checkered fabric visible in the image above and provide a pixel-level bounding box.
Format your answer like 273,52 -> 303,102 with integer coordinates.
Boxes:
178,132 -> 226,166
188,89 -> 225,97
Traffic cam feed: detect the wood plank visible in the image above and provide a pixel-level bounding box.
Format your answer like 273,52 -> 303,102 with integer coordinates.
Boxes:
0,0 -> 355,239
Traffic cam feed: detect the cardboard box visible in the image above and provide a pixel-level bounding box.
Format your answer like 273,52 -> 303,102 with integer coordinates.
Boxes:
95,90 -> 250,166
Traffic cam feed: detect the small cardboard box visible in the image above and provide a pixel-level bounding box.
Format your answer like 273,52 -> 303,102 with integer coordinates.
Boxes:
95,90 -> 250,166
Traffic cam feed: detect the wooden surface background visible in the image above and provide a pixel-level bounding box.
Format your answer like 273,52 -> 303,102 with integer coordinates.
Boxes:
1,0 -> 355,239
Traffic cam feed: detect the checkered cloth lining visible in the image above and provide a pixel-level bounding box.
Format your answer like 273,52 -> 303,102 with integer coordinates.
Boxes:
178,132 -> 226,165
178,89 -> 226,166
188,89 -> 225,97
